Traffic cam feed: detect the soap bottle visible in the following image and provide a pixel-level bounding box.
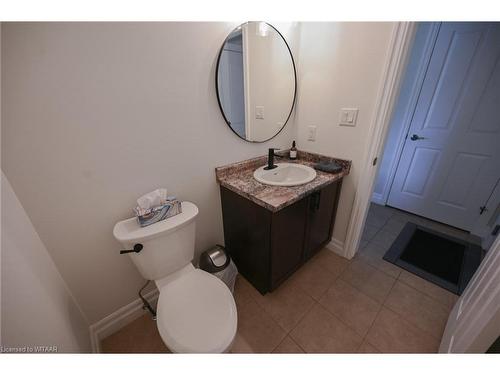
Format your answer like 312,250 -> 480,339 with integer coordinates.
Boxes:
289,141 -> 297,160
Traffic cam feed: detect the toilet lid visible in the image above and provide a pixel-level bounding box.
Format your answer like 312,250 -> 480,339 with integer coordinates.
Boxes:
156,269 -> 237,353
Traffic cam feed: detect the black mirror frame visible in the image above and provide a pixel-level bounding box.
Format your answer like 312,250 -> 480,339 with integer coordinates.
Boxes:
215,22 -> 298,143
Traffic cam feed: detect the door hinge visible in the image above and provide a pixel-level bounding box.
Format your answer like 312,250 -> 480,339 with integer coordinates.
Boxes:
372,157 -> 378,166
479,205 -> 488,215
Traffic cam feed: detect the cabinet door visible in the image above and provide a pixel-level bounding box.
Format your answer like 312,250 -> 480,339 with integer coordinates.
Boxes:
305,182 -> 341,259
270,198 -> 308,290
220,187 -> 272,294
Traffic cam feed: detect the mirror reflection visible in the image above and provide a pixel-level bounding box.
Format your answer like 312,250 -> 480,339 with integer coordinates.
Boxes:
216,22 -> 296,142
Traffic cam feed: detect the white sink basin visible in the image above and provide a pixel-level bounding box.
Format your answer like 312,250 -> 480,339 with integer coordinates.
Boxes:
253,163 -> 317,187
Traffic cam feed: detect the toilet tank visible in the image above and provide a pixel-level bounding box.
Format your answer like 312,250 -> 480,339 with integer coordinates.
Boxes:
113,201 -> 199,281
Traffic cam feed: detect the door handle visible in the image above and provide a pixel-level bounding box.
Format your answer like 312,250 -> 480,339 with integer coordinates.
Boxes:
410,134 -> 426,141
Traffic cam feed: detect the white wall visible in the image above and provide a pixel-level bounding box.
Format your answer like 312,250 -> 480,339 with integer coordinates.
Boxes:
372,23 -> 434,204
1,173 -> 91,352
1,22 -> 297,324
294,22 -> 396,245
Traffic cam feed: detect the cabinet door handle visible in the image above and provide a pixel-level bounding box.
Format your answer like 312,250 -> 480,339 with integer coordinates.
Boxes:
310,191 -> 321,211
309,193 -> 316,210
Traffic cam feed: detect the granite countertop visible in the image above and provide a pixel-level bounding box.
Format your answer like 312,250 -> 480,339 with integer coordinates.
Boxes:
215,150 -> 351,212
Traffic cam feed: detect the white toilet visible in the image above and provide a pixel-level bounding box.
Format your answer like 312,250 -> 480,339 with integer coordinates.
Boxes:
113,201 -> 237,353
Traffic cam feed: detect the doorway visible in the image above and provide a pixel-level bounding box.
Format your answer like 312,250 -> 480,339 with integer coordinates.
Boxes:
373,22 -> 500,236
348,22 -> 500,353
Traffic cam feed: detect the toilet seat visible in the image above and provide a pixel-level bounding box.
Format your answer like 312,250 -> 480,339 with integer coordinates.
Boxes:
156,269 -> 237,353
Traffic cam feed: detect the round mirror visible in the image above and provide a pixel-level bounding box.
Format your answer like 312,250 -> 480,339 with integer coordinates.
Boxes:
216,22 -> 297,142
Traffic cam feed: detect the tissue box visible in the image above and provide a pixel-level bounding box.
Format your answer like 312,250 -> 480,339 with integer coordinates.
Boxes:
134,198 -> 182,227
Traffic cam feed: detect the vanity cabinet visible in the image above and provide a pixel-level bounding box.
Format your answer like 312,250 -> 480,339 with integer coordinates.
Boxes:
220,180 -> 342,294
304,183 -> 340,260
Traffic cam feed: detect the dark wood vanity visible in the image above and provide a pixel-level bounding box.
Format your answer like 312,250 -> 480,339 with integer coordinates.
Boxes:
215,151 -> 351,294
220,181 -> 341,293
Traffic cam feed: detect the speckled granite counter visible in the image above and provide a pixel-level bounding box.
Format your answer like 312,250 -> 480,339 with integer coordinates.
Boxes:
215,150 -> 351,212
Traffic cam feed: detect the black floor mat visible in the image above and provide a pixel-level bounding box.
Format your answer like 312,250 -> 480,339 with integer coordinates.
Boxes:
383,223 -> 482,295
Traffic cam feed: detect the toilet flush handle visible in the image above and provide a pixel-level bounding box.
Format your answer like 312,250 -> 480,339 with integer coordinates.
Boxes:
119,243 -> 143,255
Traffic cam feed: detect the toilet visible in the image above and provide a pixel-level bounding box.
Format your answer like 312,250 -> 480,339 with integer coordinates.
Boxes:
113,201 -> 237,353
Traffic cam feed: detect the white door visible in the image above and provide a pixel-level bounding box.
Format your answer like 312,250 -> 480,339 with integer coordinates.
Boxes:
439,235 -> 500,353
388,23 -> 500,231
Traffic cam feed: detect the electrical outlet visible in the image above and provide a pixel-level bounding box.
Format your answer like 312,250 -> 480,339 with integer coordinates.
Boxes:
307,125 -> 317,141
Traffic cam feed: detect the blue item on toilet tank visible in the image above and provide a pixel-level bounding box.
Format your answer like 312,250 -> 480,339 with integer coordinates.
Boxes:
134,197 -> 182,227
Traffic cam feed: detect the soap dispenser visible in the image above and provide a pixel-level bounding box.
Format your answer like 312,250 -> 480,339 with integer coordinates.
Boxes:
290,141 -> 297,160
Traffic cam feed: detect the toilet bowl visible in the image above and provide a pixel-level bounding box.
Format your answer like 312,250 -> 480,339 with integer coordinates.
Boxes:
156,265 -> 237,353
113,201 -> 237,353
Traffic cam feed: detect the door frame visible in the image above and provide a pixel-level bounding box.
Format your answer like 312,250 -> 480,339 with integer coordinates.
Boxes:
372,22 -> 441,206
342,22 -> 417,259
371,22 -> 500,240
331,21 -> 500,351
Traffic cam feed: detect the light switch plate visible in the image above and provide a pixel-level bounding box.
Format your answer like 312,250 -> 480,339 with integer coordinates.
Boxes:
307,125 -> 317,141
255,106 -> 264,119
339,108 -> 358,126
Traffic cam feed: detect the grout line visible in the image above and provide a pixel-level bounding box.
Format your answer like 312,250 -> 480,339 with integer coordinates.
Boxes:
391,275 -> 455,313
238,275 -> 316,352
243,300 -> 286,353
381,303 -> 442,346
337,225 -> 400,351
371,217 -> 460,311
362,212 -> 451,349
287,334 -> 306,353
356,241 -> 399,272
292,299 -> 318,333
272,333 -> 290,353
381,279 -> 444,345
360,276 -> 398,353
363,209 -> 460,308
333,258 -> 393,347
240,237 -> 419,353
363,222 -> 385,243
287,301 -> 318,353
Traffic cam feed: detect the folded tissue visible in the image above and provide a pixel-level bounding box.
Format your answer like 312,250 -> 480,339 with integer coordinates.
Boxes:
137,188 -> 168,210
134,188 -> 182,227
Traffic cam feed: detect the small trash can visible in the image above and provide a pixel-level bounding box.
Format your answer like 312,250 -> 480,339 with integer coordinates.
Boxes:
199,245 -> 238,293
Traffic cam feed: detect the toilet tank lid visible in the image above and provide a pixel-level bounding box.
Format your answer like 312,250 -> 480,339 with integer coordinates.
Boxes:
113,201 -> 198,243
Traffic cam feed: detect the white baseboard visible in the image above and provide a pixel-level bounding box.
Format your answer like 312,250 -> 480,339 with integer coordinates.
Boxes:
326,237 -> 345,257
371,192 -> 386,206
89,288 -> 159,353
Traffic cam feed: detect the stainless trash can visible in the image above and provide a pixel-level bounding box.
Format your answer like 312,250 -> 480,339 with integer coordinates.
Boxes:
199,245 -> 238,293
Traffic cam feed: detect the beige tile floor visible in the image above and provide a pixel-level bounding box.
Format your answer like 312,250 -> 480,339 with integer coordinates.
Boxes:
102,203 -> 466,354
